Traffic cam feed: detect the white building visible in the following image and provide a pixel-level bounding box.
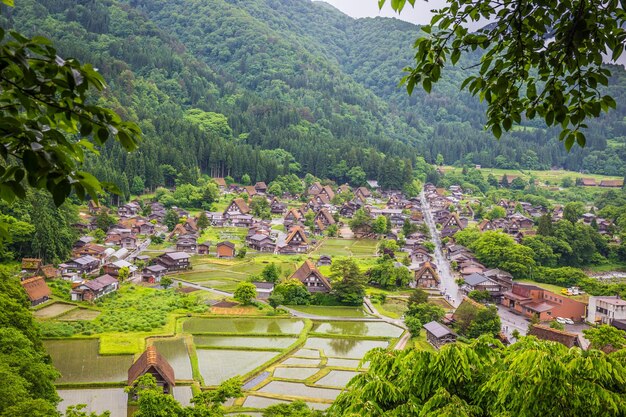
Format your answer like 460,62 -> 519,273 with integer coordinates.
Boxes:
587,296 -> 626,324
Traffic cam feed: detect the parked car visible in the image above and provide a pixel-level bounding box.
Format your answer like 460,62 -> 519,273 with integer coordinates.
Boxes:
563,318 -> 575,325
556,317 -> 567,324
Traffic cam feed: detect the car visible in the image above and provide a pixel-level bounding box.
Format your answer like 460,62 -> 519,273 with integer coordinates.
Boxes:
564,318 -> 575,325
556,317 -> 567,324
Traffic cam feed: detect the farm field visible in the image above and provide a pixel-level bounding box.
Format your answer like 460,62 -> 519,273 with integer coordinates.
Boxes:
287,305 -> 370,318
440,166 -> 624,185
34,302 -> 76,318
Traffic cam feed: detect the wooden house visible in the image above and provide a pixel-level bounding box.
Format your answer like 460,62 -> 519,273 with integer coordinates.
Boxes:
223,198 -> 251,217
413,261 -> 440,289
197,242 -> 211,255
73,243 -> 108,259
423,321 -> 457,349
216,241 -> 236,258
59,255 -> 100,275
314,208 -> 335,233
155,252 -> 191,272
270,197 -> 287,214
71,274 -> 119,301
284,208 -> 304,228
142,265 -> 167,283
20,276 -> 51,306
244,185 -> 257,198
291,260 -> 332,293
580,178 -> 596,187
600,179 -> 624,188
176,235 -> 198,253
128,346 -> 175,396
213,177 -> 227,190
21,258 -> 43,274
254,182 -> 268,194
460,273 -> 505,300
317,255 -> 332,266
320,185 -> 335,201
246,234 -> 276,252
38,264 -> 59,280
307,182 -> 323,196
277,226 -> 309,254
355,187 -> 371,200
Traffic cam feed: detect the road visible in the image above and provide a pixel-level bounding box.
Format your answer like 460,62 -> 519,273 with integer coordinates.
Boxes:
420,192 -> 462,307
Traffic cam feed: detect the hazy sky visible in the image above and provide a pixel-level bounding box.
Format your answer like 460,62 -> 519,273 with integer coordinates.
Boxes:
319,0 -> 450,25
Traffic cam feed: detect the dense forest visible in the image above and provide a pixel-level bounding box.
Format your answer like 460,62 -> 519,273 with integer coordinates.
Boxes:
4,0 -> 626,198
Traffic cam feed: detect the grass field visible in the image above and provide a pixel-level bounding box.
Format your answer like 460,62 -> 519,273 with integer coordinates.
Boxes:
441,166 -> 623,186
313,238 -> 378,257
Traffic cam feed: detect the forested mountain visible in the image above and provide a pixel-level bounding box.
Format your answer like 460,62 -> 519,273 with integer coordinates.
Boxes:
4,0 -> 626,198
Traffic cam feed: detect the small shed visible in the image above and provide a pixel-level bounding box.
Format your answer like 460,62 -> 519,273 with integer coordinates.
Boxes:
20,276 -> 51,306
423,321 -> 457,349
252,281 -> 274,300
216,241 -> 236,258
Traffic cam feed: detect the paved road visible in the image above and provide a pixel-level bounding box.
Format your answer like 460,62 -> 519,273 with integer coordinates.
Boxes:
420,192 -> 462,307
497,305 -> 529,337
128,238 -> 151,260
172,279 -> 233,297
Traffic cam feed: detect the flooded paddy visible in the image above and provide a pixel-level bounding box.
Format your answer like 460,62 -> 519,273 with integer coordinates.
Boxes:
315,370 -> 360,387
325,358 -> 362,368
44,339 -> 133,384
242,395 -> 289,408
304,338 -> 388,358
151,338 -> 193,380
311,321 -> 403,337
193,335 -> 296,349
258,381 -> 341,400
183,317 -> 305,334
196,349 -> 278,386
57,388 -> 127,417
273,367 -> 320,380
280,357 -> 321,366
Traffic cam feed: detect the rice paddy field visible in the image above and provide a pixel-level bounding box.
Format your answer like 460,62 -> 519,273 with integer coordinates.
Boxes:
34,302 -> 76,318
42,295 -> 407,415
312,238 -> 378,257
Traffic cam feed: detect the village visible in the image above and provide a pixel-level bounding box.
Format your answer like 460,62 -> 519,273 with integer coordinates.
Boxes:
12,172 -> 626,415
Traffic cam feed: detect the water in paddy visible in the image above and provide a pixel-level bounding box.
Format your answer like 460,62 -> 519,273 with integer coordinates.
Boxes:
57,388 -> 127,417
152,338 -> 193,380
183,318 -> 304,334
173,386 -> 194,407
193,335 -> 296,349
44,339 -> 133,383
273,367 -> 320,380
281,357 -> 321,366
258,381 -> 341,400
292,348 -> 320,358
308,402 -> 332,410
242,395 -> 289,409
316,370 -> 360,387
312,321 -> 403,337
34,303 -> 75,318
325,358 -> 361,368
304,338 -> 388,358
196,349 -> 278,386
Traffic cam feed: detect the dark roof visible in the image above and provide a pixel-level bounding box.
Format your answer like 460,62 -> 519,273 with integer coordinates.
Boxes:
464,273 -> 491,286
285,226 -> 308,244
252,281 -> 274,290
528,324 -> 581,348
423,321 -> 456,338
145,265 -> 167,273
164,252 -> 191,260
82,274 -> 118,291
20,276 -> 51,301
128,345 -> 175,387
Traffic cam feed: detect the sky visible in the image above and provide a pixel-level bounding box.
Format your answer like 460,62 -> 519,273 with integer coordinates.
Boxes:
319,0 -> 451,25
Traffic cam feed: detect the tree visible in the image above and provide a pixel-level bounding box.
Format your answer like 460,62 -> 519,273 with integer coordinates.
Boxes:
160,276 -> 173,289
250,196 -> 271,219
561,177 -> 574,188
406,302 -> 445,324
537,214 -> 554,236
263,400 -> 324,417
379,0 -> 624,150
95,210 -> 117,232
563,202 -> 585,223
408,288 -> 429,307
330,336 -> 626,416
550,320 -> 565,331
326,224 -> 338,237
197,212 -> 210,231
0,16 -> 141,218
369,258 -> 411,289
241,174 -> 251,185
468,289 -> 491,303
372,215 -> 388,235
402,218 -> 418,237
404,316 -> 422,337
131,176 -> 145,195
234,282 -> 257,305
236,247 -> 247,259
466,305 -> 501,339
330,259 -> 366,305
510,177 -> 527,190
486,206 -> 506,220
117,267 -> 130,283
583,325 -> 626,352
164,209 -> 179,232
260,263 -> 281,283
273,279 -> 311,305
349,208 -> 371,232
268,294 -> 284,311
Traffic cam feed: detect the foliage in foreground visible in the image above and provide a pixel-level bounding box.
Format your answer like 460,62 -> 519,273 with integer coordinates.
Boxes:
329,336 -> 626,417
